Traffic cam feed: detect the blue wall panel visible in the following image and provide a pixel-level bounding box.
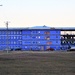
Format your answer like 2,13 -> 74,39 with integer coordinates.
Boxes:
50,35 -> 60,39
50,31 -> 60,34
0,29 -> 61,51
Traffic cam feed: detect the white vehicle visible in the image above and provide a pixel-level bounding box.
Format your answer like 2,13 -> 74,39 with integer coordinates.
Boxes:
67,47 -> 75,51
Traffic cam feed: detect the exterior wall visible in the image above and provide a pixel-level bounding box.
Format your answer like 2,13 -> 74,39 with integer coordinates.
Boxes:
22,30 -> 61,51
0,28 -> 75,51
50,31 -> 61,50
61,31 -> 75,50
0,28 -> 61,51
22,30 -> 46,51
0,30 -> 22,50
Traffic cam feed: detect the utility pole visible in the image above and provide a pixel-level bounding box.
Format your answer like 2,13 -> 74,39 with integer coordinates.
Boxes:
0,0 -> 3,6
0,4 -> 2,6
5,21 -> 10,53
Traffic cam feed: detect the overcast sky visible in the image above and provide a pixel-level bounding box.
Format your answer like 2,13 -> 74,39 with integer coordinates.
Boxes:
0,0 -> 75,28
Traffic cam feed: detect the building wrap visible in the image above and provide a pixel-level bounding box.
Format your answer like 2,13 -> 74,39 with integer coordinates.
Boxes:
0,26 -> 75,51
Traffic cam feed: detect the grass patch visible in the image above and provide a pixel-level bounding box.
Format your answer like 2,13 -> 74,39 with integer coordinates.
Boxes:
0,51 -> 75,75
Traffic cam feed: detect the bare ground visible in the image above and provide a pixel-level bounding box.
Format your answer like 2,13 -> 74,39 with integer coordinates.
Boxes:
0,51 -> 75,75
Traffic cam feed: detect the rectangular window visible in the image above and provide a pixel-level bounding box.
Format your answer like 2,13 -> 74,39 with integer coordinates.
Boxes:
17,31 -> 19,34
2,31 -> 5,34
0,31 -> 1,34
32,36 -> 36,38
11,41 -> 13,44
45,36 -> 50,40
11,31 -> 14,34
47,42 -> 52,45
36,36 -> 40,39
20,31 -> 21,34
38,31 -> 40,33
56,36 -> 58,38
1,36 -> 3,39
38,41 -> 40,44
56,41 -> 58,43
74,37 -> 75,39
45,31 -> 50,35
8,31 -> 10,34
17,36 -> 18,39
14,41 -> 16,44
14,36 -> 16,39
20,36 -> 21,39
19,41 -> 22,44
14,31 -> 16,34
8,36 -> 10,39
56,31 -> 59,33
11,36 -> 13,39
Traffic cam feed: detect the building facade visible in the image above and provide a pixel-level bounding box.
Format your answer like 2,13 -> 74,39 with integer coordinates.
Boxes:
61,28 -> 75,50
0,29 -> 22,50
22,29 -> 60,51
0,26 -> 75,51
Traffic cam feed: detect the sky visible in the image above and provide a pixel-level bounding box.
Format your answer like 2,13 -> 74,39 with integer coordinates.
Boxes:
0,0 -> 75,28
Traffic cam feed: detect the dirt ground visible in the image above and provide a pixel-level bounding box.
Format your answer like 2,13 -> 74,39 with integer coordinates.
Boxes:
0,51 -> 75,75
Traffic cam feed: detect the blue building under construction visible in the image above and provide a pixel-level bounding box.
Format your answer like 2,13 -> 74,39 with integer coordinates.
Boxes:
0,25 -> 75,51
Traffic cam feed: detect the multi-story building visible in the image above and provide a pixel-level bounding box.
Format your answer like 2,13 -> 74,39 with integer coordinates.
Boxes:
0,26 -> 75,51
0,28 -> 22,50
61,28 -> 75,50
22,26 -> 60,51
